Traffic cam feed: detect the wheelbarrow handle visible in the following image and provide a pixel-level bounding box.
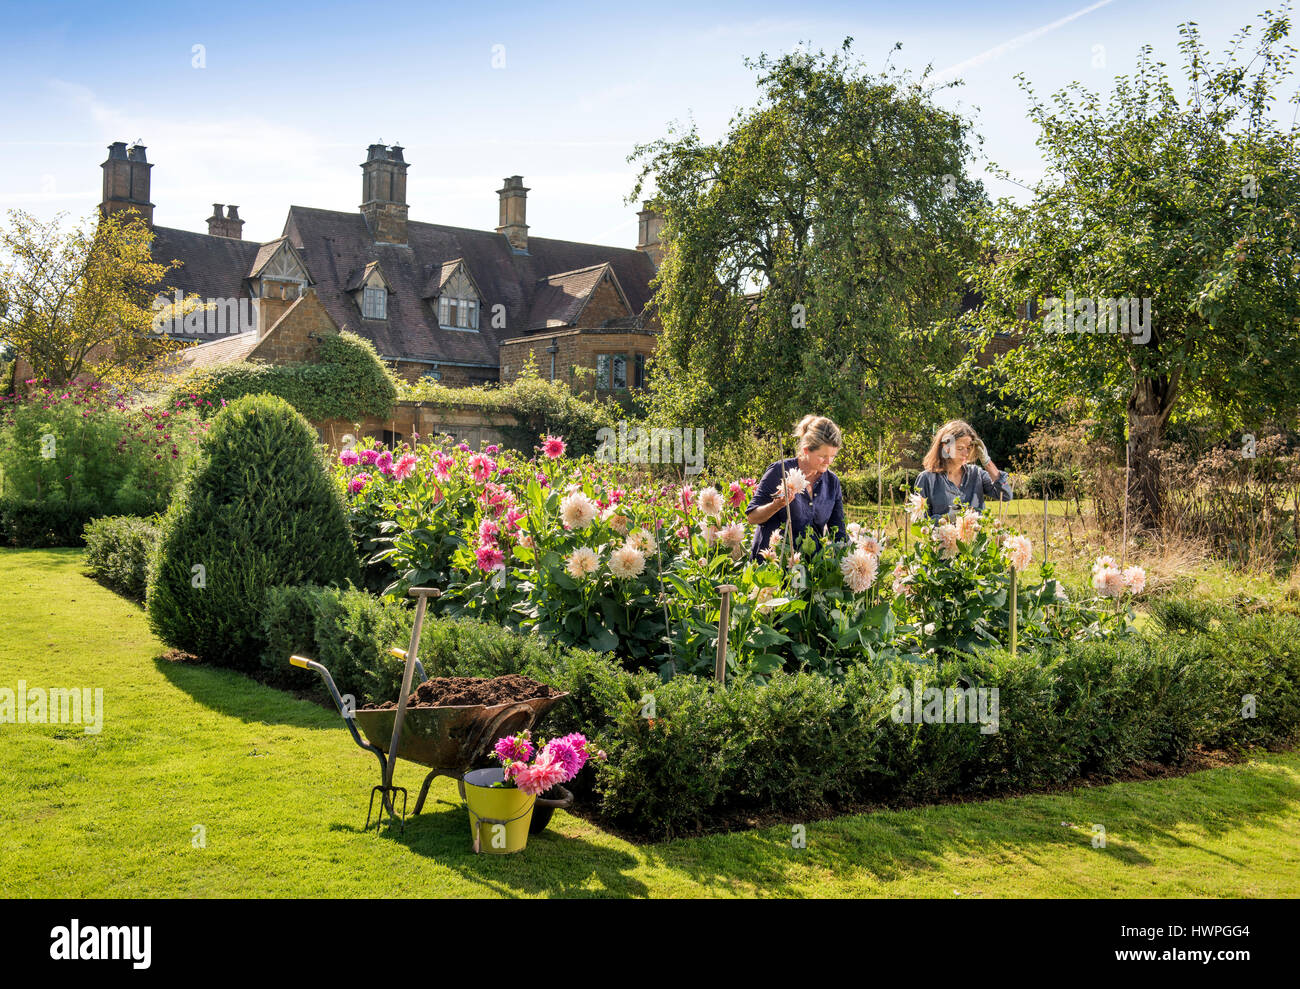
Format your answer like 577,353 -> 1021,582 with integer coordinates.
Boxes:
388,647 -> 427,685
289,655 -> 388,778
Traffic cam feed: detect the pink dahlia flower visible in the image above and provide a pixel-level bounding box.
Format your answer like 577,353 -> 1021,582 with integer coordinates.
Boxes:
394,453 -> 418,480
1003,534 -> 1032,572
543,435 -> 566,459
469,453 -> 495,484
514,750 -> 569,796
1122,565 -> 1146,595
339,449 -> 360,467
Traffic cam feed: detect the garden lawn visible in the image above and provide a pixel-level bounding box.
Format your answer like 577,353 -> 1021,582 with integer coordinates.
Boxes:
3,547 -> 1299,898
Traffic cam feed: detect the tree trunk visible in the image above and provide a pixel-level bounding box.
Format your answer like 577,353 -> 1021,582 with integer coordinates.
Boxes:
1126,375 -> 1176,528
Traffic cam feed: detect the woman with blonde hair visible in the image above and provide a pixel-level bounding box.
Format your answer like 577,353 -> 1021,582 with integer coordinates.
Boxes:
914,419 -> 1012,519
745,415 -> 847,558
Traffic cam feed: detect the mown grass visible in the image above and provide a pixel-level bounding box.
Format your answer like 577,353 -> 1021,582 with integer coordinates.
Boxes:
2,547 -> 1298,898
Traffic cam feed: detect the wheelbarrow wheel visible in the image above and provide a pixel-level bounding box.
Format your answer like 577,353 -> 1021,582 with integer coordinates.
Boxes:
528,783 -> 574,834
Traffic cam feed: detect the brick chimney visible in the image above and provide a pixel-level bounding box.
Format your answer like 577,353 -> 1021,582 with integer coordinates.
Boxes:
360,144 -> 409,245
100,142 -> 154,226
206,204 -> 245,239
496,175 -> 529,253
636,201 -> 665,269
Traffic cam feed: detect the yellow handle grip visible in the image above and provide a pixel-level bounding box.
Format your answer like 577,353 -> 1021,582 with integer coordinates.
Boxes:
389,647 -> 407,659
289,655 -> 311,668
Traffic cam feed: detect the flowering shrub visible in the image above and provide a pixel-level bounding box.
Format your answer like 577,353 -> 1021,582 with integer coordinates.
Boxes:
0,380 -> 210,520
331,439 -> 1129,680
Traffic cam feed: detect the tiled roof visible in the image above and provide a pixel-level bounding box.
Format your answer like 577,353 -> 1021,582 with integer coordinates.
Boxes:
149,226 -> 262,341
170,330 -> 262,371
527,263 -> 612,331
282,206 -> 657,368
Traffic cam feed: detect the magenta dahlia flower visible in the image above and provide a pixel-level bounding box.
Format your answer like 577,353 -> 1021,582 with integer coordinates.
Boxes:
339,449 -> 360,467
494,733 -> 534,764
475,545 -> 506,572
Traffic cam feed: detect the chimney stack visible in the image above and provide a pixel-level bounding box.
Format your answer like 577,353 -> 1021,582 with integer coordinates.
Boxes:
100,142 -> 154,226
496,175 -> 529,253
360,144 -> 409,245
636,201 -> 664,269
206,204 -> 245,239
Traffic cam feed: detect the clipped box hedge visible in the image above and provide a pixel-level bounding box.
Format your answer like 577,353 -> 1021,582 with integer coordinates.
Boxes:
266,586 -> 1300,841
81,514 -> 160,601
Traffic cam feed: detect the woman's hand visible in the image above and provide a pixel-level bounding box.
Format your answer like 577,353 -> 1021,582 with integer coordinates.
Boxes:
746,487 -> 794,526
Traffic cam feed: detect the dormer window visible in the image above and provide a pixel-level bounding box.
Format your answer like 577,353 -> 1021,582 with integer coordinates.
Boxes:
348,261 -> 391,320
363,286 -> 387,320
436,264 -> 481,331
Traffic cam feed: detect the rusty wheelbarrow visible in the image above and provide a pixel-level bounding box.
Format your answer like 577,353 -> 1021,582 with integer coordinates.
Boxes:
290,587 -> 570,833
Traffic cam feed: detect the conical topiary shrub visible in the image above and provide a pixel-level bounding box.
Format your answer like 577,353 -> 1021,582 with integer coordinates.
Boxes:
146,393 -> 360,671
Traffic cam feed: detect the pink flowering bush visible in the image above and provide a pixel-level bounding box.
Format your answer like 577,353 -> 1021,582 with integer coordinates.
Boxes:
0,381 -> 209,518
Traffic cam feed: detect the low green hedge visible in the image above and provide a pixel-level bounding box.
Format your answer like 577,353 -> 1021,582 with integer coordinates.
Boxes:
258,584 -> 1300,841
1021,467 -> 1081,498
0,496 -> 99,548
839,468 -> 913,505
82,515 -> 160,601
405,606 -> 1300,839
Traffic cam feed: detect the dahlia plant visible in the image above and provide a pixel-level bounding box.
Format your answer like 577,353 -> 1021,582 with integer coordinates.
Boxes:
331,437 -> 1130,680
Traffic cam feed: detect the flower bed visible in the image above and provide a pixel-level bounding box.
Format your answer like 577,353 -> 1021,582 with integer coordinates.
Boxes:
332,435 -> 1138,679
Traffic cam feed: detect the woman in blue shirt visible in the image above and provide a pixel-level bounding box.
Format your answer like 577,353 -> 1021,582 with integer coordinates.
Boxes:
914,420 -> 1012,519
746,415 -> 847,558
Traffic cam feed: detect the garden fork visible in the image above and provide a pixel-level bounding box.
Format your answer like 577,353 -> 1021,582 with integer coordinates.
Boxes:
371,586 -> 441,834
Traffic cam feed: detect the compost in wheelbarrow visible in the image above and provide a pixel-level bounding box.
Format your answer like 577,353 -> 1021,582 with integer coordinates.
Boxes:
353,688 -> 566,770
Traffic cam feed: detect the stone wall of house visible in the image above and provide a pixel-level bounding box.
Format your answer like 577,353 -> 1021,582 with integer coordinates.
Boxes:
390,361 -> 493,387
246,292 -> 333,364
498,327 -> 658,397
315,400 -> 522,452
580,275 -> 632,326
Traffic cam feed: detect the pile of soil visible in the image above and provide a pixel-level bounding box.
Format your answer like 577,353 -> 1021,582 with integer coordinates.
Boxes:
364,674 -> 560,710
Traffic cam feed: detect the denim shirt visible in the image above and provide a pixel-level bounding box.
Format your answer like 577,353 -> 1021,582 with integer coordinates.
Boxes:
747,458 -> 846,558
915,465 -> 1013,518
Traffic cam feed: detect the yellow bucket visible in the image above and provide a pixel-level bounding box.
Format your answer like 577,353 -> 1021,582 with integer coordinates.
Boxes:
463,768 -> 535,854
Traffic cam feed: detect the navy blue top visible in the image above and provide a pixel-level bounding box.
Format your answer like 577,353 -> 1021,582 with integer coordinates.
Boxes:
915,464 -> 1013,518
746,458 -> 846,558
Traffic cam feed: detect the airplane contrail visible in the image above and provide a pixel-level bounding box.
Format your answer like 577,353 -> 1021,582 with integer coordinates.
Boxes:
929,0 -> 1121,85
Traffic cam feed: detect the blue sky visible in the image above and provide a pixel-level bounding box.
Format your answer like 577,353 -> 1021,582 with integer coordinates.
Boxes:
0,0 -> 1289,246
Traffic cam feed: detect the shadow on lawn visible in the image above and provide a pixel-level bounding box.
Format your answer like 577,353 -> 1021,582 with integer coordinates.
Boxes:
328,799 -> 652,898
152,649 -> 1300,896
154,652 -> 342,730
632,755 -> 1300,896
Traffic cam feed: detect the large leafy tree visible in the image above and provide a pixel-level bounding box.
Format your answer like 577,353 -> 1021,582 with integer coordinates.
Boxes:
0,208 -> 192,391
629,38 -> 987,445
963,10 -> 1300,525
